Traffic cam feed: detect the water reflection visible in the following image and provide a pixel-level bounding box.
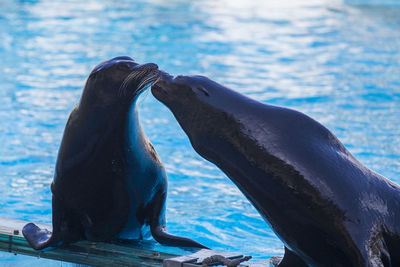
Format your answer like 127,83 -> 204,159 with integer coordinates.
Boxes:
0,0 -> 399,264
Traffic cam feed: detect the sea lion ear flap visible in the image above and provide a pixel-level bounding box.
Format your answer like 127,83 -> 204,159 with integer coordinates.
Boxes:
196,86 -> 209,96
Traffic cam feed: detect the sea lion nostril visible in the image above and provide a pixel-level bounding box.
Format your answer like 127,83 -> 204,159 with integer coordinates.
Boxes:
152,71 -> 174,88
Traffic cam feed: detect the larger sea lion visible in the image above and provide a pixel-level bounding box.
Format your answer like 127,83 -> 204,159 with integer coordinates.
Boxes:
22,57 -> 206,250
151,72 -> 400,266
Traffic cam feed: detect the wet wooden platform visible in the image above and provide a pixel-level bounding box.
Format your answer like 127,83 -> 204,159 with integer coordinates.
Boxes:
0,217 -> 274,266
0,217 -> 179,266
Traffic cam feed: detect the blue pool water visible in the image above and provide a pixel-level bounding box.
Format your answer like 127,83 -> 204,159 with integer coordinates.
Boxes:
0,0 -> 399,265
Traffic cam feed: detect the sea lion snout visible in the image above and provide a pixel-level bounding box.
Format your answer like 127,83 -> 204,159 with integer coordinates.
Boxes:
151,70 -> 174,98
155,70 -> 174,84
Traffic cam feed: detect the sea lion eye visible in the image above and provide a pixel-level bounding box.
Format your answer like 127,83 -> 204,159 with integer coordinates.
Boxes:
89,71 -> 98,79
196,87 -> 209,96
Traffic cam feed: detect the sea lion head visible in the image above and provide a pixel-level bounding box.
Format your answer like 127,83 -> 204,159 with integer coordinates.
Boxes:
151,71 -> 241,154
80,56 -> 159,108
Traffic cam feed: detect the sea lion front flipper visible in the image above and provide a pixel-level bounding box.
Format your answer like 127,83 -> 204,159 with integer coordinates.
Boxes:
149,189 -> 208,249
23,194 -> 82,250
278,247 -> 308,267
151,225 -> 208,249
22,223 -> 59,251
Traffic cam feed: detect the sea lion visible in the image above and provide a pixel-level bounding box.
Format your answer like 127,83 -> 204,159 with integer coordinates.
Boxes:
22,57 -> 206,250
151,72 -> 400,266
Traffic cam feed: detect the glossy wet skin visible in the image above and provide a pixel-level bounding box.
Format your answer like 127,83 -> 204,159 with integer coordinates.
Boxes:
23,57 -> 207,250
79,56 -> 158,108
152,72 -> 400,266
52,56 -> 161,241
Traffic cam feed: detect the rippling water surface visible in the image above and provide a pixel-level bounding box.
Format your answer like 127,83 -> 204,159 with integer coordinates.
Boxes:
0,0 -> 399,265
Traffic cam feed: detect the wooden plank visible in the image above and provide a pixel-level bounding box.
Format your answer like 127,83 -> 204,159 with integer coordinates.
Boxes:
0,217 -> 177,266
0,217 -> 269,266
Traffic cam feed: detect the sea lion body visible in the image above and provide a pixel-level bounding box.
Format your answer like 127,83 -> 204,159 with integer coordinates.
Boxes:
151,73 -> 400,266
22,58 -> 206,250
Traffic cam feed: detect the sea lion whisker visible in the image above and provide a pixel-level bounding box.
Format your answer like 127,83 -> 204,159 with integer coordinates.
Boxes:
136,74 -> 158,92
118,71 -> 139,97
119,70 -> 142,97
118,69 -> 155,98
